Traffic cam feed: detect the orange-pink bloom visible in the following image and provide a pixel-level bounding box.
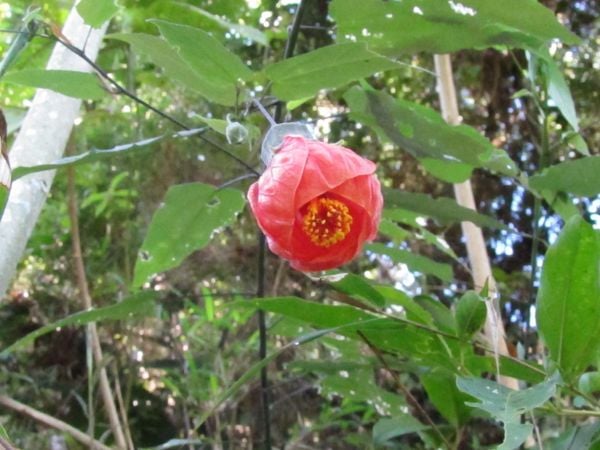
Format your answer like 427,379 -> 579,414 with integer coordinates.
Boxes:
248,135 -> 383,272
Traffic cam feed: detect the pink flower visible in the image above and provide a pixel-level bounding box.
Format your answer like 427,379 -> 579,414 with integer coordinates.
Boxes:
248,135 -> 383,271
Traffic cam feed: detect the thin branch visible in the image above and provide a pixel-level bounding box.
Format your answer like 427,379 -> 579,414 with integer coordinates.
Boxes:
0,395 -> 112,450
357,331 -> 452,449
530,410 -> 544,450
549,408 -> 600,418
253,99 -> 277,127
112,363 -> 135,450
0,437 -> 18,450
216,173 -> 258,191
67,163 -> 128,450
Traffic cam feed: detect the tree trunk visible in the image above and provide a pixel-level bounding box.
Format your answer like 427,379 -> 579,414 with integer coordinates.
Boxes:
0,6 -> 106,295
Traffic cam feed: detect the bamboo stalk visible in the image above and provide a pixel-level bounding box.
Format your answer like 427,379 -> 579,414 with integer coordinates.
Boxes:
433,54 -> 519,391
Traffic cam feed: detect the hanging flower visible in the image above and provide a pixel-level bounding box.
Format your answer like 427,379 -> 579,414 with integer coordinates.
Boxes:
248,135 -> 383,272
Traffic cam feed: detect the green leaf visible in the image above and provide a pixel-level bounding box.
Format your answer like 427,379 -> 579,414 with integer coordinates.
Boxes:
456,374 -> 558,450
419,157 -> 473,183
376,286 -> 432,325
76,0 -> 118,28
541,191 -> 580,222
242,296 -> 377,329
194,115 -> 228,135
380,212 -> 460,261
372,416 -> 427,446
480,355 -> 546,384
151,20 -> 253,105
12,128 -> 206,180
565,132 -> 590,156
421,370 -> 472,426
321,367 -> 406,415
345,87 -> 518,176
0,186 -> 8,220
536,216 -> 600,380
0,423 -> 9,439
178,3 -> 268,46
238,297 -> 434,358
547,422 -> 600,450
265,42 -> 402,101
196,324 -> 362,428
330,273 -> 386,308
331,0 -> 579,56
542,57 -> 579,131
579,372 -> 600,396
109,33 -> 223,101
455,291 -> 487,339
377,219 -> 411,242
414,295 -> 457,334
0,153 -> 8,208
1,292 -> 156,355
366,242 -> 453,282
2,69 -> 105,100
2,106 -> 26,135
384,188 -> 507,229
529,156 -> 600,197
133,183 -> 246,287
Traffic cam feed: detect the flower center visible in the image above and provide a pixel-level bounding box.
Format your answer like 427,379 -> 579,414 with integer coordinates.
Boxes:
302,197 -> 353,248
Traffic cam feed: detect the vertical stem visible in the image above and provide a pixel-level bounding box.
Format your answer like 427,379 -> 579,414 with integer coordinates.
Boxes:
256,233 -> 270,449
67,163 -> 128,449
529,115 -> 550,303
433,54 -> 519,391
274,0 -> 309,121
256,3 -> 308,448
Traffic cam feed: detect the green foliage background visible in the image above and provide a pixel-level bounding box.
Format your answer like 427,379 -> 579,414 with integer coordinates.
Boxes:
0,0 -> 599,449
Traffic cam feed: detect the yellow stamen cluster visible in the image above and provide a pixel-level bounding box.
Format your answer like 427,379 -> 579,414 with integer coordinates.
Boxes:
302,197 -> 353,247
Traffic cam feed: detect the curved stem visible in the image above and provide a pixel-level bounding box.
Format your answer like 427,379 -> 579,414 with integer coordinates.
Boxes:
0,395 -> 113,450
50,34 -> 259,176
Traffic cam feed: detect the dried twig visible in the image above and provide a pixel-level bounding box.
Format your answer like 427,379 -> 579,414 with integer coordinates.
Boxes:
0,395 -> 112,450
67,163 -> 129,449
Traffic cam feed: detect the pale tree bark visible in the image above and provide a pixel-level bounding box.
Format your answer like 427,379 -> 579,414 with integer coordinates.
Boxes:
0,6 -> 105,295
433,54 -> 520,391
0,6 -> 130,449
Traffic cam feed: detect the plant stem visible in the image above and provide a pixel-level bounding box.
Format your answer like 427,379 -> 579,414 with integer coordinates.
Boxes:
540,406 -> 600,418
529,114 -> 551,304
256,232 -> 271,449
255,3 -> 308,448
274,0 -> 308,122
